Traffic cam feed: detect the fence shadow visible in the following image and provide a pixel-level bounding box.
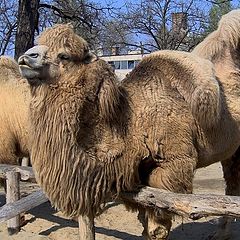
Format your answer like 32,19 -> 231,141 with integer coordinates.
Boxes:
0,193 -> 6,207
169,218 -> 240,240
27,201 -> 143,240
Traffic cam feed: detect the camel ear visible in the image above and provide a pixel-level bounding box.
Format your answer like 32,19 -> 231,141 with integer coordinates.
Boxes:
84,51 -> 98,64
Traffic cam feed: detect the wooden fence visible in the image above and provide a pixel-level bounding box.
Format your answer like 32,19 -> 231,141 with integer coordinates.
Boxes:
1,163 -> 240,239
0,164 -> 47,234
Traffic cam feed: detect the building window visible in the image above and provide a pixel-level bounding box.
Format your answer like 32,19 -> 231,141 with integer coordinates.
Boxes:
108,59 -> 142,70
121,61 -> 128,69
114,61 -> 121,69
108,61 -> 115,69
128,60 -> 135,69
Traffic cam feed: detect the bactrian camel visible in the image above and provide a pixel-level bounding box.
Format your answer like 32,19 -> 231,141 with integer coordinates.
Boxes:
18,9 -> 240,240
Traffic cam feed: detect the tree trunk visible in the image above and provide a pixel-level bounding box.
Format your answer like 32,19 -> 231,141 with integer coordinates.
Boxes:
14,0 -> 39,60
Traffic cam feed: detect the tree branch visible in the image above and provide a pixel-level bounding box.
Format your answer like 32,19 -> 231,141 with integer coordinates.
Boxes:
206,0 -> 232,4
39,3 -> 93,29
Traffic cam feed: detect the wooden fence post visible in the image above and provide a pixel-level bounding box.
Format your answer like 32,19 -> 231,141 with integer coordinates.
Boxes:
78,215 -> 95,240
6,171 -> 20,235
21,157 -> 29,167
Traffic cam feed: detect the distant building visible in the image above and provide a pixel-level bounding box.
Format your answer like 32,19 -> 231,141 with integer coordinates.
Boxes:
172,12 -> 188,37
171,12 -> 189,51
100,49 -> 147,80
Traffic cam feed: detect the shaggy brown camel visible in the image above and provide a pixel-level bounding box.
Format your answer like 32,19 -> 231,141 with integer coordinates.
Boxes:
18,9 -> 240,240
0,56 -> 30,192
192,9 -> 240,240
0,56 -> 30,165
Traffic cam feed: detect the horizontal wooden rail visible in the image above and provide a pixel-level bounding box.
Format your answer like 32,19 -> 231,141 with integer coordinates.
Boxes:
1,164 -> 240,239
121,187 -> 240,220
0,190 -> 48,223
1,187 -> 240,224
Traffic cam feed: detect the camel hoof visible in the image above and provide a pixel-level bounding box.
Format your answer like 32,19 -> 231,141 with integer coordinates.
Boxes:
148,226 -> 169,240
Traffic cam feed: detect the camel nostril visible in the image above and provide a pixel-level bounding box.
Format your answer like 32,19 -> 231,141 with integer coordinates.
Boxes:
18,56 -> 26,65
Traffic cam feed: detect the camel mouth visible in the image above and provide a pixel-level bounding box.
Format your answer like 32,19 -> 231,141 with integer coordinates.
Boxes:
19,63 -> 42,81
18,56 -> 43,70
18,55 -> 46,82
18,57 -> 30,68
19,64 -> 32,70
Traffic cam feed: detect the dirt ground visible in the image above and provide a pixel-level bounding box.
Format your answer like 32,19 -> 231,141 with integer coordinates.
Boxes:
1,162 -> 240,240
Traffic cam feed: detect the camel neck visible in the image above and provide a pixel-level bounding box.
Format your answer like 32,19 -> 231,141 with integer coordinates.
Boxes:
29,84 -> 137,217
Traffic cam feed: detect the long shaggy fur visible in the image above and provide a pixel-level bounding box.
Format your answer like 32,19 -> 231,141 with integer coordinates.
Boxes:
29,60 -> 135,218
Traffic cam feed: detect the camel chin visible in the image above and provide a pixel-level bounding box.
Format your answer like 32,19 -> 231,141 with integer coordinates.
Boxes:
19,65 -> 40,79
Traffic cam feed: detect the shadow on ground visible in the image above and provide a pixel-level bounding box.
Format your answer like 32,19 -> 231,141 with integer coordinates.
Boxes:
169,218 -> 240,240
0,193 -> 6,207
26,201 -> 240,240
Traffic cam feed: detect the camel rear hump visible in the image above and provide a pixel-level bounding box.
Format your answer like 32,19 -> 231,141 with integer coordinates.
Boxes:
142,51 -> 221,128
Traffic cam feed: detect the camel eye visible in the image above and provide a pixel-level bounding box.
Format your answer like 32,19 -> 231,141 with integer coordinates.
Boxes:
58,53 -> 70,61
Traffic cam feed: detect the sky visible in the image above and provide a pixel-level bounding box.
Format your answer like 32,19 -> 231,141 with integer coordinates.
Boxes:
98,0 -> 239,9
2,0 -> 240,57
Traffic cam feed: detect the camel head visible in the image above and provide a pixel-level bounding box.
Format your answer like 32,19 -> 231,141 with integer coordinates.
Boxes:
18,24 -> 98,86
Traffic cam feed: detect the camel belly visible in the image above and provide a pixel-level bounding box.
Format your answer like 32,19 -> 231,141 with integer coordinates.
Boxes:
196,141 -> 240,168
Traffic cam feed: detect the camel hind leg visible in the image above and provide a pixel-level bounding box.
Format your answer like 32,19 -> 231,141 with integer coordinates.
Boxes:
222,147 -> 240,196
210,148 -> 240,240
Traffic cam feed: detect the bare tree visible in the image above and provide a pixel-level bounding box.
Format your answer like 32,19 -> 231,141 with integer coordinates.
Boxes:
97,19 -> 132,55
0,0 -> 18,56
0,0 -> 236,58
38,0 -> 116,52
14,0 -> 40,60
115,0 -> 211,52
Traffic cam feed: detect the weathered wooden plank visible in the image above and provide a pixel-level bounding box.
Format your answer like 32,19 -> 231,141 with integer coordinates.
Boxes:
0,164 -> 35,181
121,187 -> 240,220
6,171 -> 20,235
0,190 -> 48,223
